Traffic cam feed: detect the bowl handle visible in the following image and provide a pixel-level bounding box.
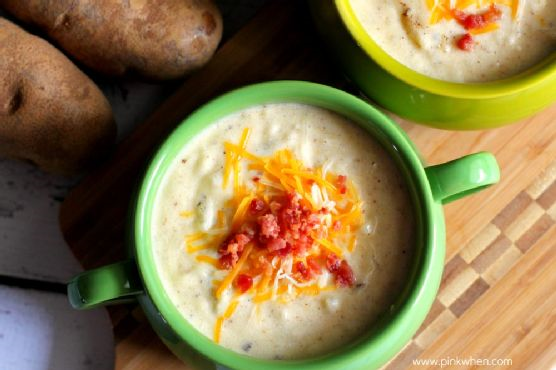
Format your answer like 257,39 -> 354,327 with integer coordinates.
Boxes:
425,152 -> 500,204
67,259 -> 144,309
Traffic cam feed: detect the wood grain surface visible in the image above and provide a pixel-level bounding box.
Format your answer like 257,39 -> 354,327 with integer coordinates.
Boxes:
59,1 -> 556,369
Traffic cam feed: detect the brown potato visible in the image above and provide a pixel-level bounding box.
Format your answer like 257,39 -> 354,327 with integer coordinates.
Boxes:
0,0 -> 223,80
0,18 -> 115,174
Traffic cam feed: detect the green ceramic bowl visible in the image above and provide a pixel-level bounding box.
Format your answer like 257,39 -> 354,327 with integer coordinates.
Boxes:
309,0 -> 556,129
67,81 -> 500,369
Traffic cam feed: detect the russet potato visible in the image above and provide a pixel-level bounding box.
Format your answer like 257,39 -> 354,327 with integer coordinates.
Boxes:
0,18 -> 115,174
0,0 -> 223,80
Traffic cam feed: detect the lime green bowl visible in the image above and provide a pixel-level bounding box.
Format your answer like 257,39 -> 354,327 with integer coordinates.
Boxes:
67,81 -> 500,369
309,0 -> 556,130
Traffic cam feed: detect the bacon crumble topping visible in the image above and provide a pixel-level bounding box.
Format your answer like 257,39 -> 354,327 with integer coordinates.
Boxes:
425,0 -> 519,51
181,128 -> 364,343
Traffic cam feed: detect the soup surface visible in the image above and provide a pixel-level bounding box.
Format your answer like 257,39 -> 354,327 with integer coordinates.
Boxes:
152,103 -> 415,359
349,0 -> 556,82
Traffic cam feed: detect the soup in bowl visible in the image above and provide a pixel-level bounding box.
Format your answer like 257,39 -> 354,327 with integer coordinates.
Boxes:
350,0 -> 555,83
67,81 -> 500,369
309,0 -> 556,129
153,103 -> 416,359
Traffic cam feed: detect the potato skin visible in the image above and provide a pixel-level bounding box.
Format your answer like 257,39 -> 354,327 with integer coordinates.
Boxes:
0,0 -> 223,80
0,18 -> 115,174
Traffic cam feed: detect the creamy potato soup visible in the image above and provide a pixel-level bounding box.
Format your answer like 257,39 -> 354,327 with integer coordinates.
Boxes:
350,0 -> 556,82
152,103 -> 414,359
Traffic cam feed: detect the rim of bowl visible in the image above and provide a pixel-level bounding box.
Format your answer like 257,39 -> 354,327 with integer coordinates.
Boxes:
335,0 -> 556,99
134,81 -> 441,370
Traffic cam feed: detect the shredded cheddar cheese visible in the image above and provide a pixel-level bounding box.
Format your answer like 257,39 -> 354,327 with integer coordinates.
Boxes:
426,0 -> 519,50
315,239 -> 344,257
216,210 -> 226,228
196,255 -> 220,268
183,128 -> 364,343
510,0 -> 519,18
428,0 -> 518,19
348,235 -> 357,253
187,243 -> 211,253
469,22 -> 500,34
185,232 -> 206,243
230,195 -> 256,232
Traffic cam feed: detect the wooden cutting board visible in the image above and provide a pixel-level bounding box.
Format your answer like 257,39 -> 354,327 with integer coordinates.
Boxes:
59,1 -> 556,369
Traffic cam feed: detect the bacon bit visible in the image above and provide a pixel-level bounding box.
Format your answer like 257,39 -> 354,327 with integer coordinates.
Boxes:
258,213 -> 280,238
236,274 -> 253,293
336,175 -> 347,195
218,233 -> 251,269
483,4 -> 503,21
325,253 -> 354,286
333,220 -> 342,232
274,242 -> 291,256
306,256 -> 322,275
238,224 -> 256,239
326,253 -> 341,273
269,201 -> 282,214
453,5 -> 502,30
335,260 -> 356,287
456,33 -> 474,51
218,254 -> 234,270
294,261 -> 312,281
292,235 -> 311,257
249,198 -> 265,215
266,237 -> 287,252
252,176 -> 260,182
